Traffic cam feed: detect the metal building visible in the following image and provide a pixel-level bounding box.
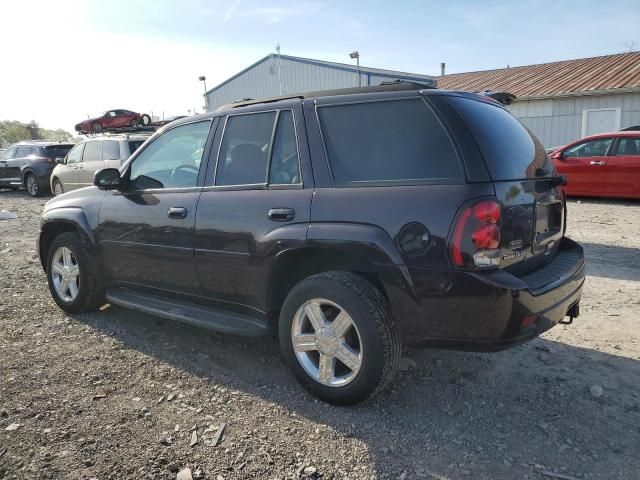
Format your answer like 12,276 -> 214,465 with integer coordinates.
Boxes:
438,52 -> 640,148
204,53 -> 436,111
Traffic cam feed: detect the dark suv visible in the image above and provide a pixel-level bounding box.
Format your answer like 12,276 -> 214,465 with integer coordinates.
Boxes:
38,83 -> 585,404
0,141 -> 74,196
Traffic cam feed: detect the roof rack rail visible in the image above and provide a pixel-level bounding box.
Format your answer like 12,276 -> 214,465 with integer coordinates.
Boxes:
218,80 -> 439,111
83,125 -> 158,137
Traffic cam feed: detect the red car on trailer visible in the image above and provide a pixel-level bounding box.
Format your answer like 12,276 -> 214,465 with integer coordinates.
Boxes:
550,131 -> 640,199
75,109 -> 151,134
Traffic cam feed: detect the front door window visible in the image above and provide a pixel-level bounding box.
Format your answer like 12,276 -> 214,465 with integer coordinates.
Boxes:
129,121 -> 210,190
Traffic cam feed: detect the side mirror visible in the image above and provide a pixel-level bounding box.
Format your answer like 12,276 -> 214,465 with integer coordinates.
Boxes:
551,151 -> 564,160
94,168 -> 122,190
55,157 -> 65,165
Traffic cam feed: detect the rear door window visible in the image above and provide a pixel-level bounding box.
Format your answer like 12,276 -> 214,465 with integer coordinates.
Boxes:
215,112 -> 276,186
83,141 -> 101,162
612,137 -> 640,156
446,96 -> 554,180
317,98 -> 462,186
102,140 -> 121,160
564,138 -> 613,158
269,111 -> 301,185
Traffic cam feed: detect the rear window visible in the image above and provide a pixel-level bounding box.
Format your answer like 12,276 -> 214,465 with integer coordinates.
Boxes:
127,140 -> 145,155
44,145 -> 73,159
446,96 -> 553,180
317,98 -> 462,186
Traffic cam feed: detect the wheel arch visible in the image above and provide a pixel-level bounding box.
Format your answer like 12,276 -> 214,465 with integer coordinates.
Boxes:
38,209 -> 96,270
267,222 -> 416,322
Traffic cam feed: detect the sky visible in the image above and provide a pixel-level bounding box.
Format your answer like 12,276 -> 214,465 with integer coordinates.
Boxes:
0,0 -> 638,133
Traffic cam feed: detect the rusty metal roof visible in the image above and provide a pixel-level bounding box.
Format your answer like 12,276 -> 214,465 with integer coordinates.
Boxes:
437,52 -> 640,99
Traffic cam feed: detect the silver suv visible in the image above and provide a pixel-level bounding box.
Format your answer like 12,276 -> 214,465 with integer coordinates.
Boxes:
50,134 -> 150,195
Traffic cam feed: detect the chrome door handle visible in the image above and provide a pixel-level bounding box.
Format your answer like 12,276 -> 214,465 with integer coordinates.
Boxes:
590,161 -> 606,166
168,207 -> 188,219
268,208 -> 295,221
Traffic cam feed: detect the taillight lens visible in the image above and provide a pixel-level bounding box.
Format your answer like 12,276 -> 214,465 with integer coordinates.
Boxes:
450,199 -> 502,268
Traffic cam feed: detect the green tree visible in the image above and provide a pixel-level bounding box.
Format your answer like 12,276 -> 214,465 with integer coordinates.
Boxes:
27,120 -> 41,139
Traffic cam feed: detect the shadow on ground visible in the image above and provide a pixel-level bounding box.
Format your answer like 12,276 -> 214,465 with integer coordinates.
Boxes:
71,305 -> 640,479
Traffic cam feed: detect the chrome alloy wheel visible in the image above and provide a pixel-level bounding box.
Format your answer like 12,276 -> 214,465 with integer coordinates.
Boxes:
26,175 -> 38,196
53,181 -> 63,196
291,298 -> 363,387
51,247 -> 80,302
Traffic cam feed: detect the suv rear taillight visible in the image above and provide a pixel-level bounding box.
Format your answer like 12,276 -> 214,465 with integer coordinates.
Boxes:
450,199 -> 502,268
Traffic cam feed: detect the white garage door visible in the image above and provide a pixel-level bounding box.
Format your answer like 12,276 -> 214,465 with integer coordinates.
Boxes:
582,108 -> 621,137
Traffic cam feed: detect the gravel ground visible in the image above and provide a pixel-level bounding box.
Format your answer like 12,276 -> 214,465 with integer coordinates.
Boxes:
0,189 -> 639,480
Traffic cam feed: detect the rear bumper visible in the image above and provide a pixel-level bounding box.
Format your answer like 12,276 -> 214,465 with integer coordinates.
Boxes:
383,237 -> 585,351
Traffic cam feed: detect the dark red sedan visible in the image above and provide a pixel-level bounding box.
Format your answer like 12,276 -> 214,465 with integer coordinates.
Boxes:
75,109 -> 151,134
551,131 -> 640,199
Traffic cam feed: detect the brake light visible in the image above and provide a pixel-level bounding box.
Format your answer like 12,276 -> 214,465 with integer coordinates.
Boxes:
451,199 -> 502,268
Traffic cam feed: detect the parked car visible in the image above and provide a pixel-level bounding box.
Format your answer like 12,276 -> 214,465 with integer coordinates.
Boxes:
50,133 -> 150,195
550,131 -> 640,199
0,141 -> 74,196
39,83 -> 585,404
153,115 -> 187,127
75,109 -> 151,134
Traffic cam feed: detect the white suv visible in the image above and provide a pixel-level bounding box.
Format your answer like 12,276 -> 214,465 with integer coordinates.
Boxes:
50,134 -> 150,195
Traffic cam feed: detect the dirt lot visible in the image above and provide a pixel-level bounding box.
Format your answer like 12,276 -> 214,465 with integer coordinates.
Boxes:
0,189 -> 638,480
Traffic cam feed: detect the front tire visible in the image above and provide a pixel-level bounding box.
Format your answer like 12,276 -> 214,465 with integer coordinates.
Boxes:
279,271 -> 400,405
46,232 -> 104,314
92,122 -> 102,133
130,119 -> 139,128
52,178 -> 64,196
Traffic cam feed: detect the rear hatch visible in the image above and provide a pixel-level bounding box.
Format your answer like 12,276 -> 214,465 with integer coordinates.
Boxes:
443,94 -> 565,274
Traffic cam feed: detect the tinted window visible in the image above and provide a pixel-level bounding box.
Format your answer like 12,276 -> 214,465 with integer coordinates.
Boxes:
83,141 -> 101,162
215,112 -> 276,186
127,140 -> 145,156
318,98 -> 462,186
269,111 -> 301,184
447,96 -> 554,180
102,140 -> 120,160
45,145 -> 73,159
564,138 -> 612,158
66,143 -> 84,164
613,137 -> 640,156
16,146 -> 36,158
0,146 -> 17,160
129,121 -> 210,190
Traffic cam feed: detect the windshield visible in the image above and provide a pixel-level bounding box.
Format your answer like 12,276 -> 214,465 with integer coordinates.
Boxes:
446,96 -> 555,180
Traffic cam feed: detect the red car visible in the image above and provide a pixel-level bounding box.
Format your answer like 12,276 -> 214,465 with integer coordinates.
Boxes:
75,109 -> 151,134
551,131 -> 640,199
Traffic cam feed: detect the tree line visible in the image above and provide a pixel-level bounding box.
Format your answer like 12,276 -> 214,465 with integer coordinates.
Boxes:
0,120 -> 75,148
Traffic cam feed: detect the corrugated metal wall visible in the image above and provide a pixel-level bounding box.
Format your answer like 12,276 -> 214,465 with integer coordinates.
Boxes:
205,57 -> 432,111
507,93 -> 640,147
207,57 -> 369,110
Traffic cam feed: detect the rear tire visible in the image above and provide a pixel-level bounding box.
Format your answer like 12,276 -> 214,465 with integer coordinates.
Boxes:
46,232 -> 104,314
279,271 -> 400,405
140,114 -> 151,126
25,173 -> 41,197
